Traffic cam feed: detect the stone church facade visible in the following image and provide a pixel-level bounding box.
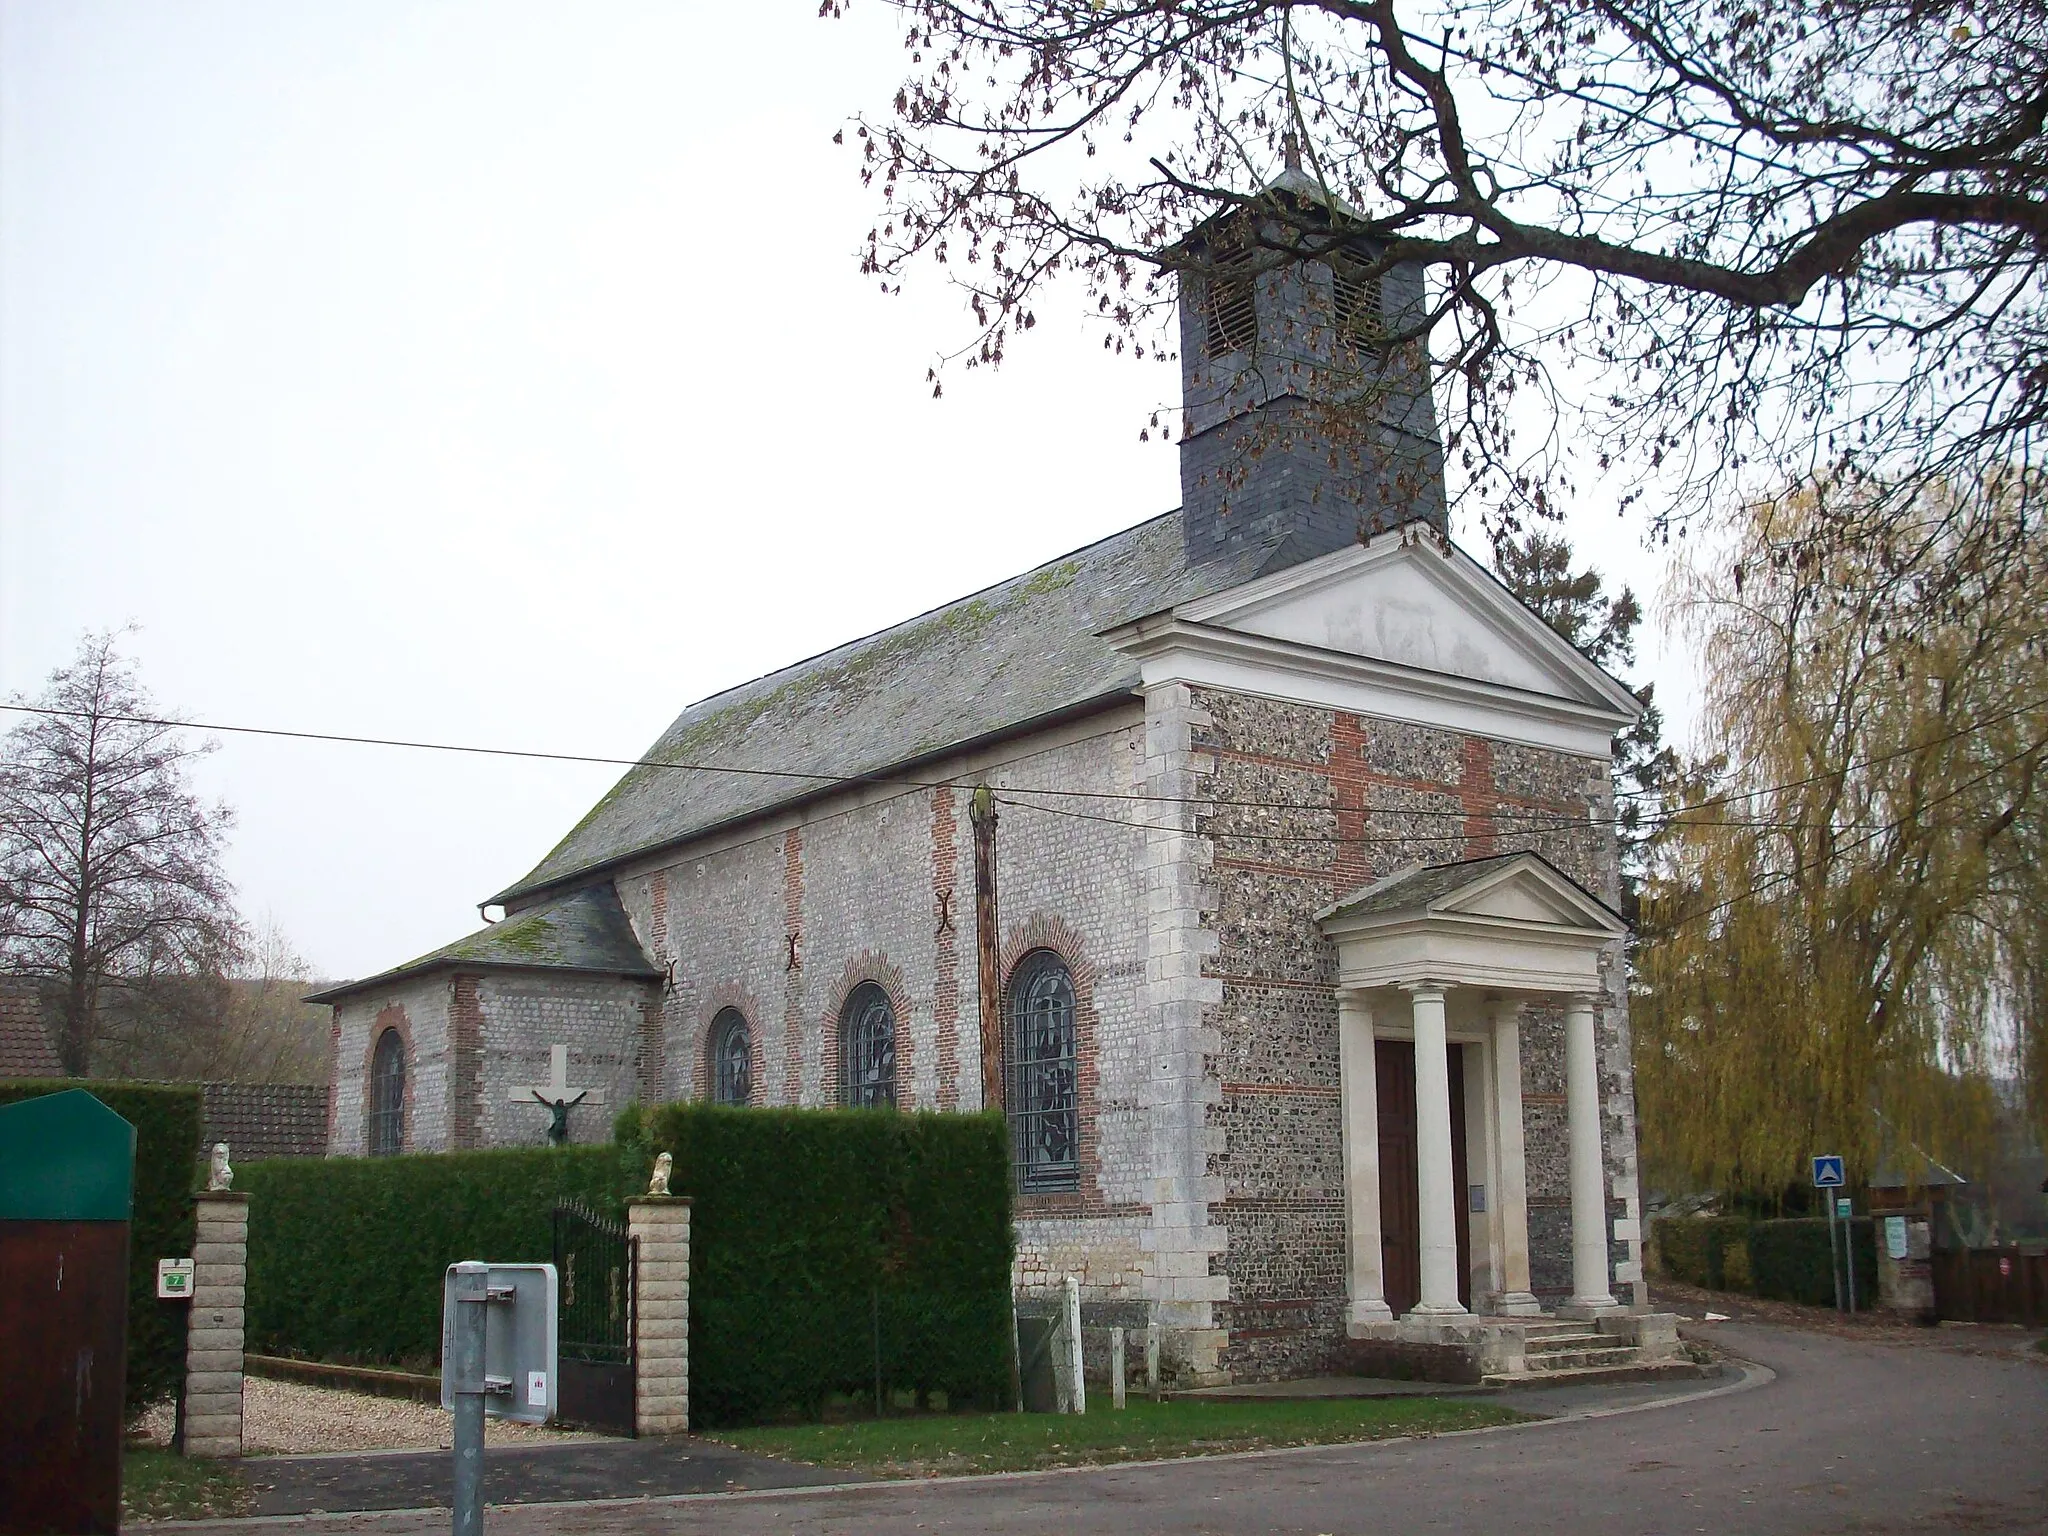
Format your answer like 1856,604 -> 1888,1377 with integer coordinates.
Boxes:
320,173 -> 1652,1383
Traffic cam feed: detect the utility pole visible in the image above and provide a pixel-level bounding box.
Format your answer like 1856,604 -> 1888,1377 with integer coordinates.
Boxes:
970,785 -> 1002,1113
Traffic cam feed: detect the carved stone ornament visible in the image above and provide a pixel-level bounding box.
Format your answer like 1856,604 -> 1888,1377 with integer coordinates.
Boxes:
648,1150 -> 673,1197
207,1142 -> 234,1192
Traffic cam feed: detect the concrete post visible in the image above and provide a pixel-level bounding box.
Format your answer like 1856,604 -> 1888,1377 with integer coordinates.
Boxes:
1406,984 -> 1467,1316
183,1191 -> 248,1458
1338,992 -> 1393,1328
627,1196 -> 691,1436
1491,1001 -> 1542,1314
1564,994 -> 1618,1310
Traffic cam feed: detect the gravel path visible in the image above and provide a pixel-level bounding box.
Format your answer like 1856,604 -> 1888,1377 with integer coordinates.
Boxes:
136,1377 -> 599,1454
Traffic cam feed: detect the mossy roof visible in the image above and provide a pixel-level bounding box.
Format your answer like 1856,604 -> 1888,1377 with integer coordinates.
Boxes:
306,885 -> 658,1004
493,511 -> 1273,905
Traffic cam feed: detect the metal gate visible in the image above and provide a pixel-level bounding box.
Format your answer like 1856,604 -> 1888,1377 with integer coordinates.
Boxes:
551,1200 -> 636,1435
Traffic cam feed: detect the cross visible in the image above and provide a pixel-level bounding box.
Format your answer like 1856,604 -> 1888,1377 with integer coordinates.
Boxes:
510,1045 -> 606,1146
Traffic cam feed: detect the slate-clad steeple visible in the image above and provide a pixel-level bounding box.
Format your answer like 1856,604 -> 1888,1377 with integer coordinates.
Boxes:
1177,170 -> 1447,573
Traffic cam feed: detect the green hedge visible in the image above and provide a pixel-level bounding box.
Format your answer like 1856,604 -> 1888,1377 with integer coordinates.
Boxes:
1749,1217 -> 1878,1307
240,1145 -> 629,1369
1653,1215 -> 1878,1309
0,1079 -> 203,1414
1652,1216 -> 1752,1291
240,1105 -> 1017,1426
623,1104 -> 1015,1427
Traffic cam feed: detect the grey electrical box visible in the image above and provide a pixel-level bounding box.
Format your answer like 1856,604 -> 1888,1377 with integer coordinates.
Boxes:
440,1262 -> 559,1425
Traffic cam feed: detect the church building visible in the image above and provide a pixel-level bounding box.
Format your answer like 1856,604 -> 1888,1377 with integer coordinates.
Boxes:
318,173 -> 1654,1383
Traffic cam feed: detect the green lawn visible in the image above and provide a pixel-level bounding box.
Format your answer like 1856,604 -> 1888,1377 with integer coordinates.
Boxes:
709,1395 -> 1533,1478
123,1448 -> 251,1524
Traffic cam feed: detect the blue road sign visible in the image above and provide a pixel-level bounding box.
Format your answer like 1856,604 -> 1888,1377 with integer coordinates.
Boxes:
1812,1154 -> 1846,1188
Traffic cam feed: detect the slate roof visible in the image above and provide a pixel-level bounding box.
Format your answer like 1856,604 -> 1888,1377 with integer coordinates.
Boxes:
307,885 -> 659,1004
496,511 -> 1275,905
1320,852 -> 1621,924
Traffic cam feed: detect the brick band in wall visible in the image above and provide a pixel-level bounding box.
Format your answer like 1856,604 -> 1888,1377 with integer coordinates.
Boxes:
628,1196 -> 691,1436
184,1191 -> 248,1458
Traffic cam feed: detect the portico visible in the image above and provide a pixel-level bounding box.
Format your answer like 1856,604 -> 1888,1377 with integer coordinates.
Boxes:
1318,853 -> 1629,1330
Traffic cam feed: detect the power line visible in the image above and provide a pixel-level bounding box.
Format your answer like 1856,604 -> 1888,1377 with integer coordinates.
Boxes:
4,693 -> 2042,839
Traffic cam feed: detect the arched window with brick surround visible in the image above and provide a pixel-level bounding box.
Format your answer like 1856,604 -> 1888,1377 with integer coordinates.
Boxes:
840,983 -> 896,1109
369,1026 -> 406,1156
710,1008 -> 752,1106
1007,949 -> 1078,1192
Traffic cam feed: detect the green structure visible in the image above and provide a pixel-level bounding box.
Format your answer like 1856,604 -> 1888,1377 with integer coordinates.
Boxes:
0,1088 -> 137,1536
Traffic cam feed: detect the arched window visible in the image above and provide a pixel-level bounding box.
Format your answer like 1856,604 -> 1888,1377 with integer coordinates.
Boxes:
369,1027 -> 406,1156
840,983 -> 896,1109
710,1008 -> 752,1106
1008,950 -> 1078,1192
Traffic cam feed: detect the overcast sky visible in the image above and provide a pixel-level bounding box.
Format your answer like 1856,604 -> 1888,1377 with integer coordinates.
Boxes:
0,1 -> 1693,980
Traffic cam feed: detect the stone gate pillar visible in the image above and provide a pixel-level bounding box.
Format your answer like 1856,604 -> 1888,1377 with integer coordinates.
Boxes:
627,1196 -> 690,1436
184,1190 -> 248,1458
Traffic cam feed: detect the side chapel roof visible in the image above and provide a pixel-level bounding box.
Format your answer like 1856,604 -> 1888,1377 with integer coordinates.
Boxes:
494,511 -> 1275,905
307,884 -> 659,1004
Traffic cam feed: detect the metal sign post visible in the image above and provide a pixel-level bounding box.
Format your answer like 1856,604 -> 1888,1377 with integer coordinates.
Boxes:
1813,1156 -> 1846,1313
1838,1196 -> 1857,1313
447,1263 -> 488,1536
441,1262 -> 558,1536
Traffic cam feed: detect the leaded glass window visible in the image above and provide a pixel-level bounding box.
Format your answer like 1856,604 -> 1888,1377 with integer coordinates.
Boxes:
1008,950 -> 1078,1192
369,1027 -> 406,1156
711,1008 -> 752,1106
840,983 -> 896,1109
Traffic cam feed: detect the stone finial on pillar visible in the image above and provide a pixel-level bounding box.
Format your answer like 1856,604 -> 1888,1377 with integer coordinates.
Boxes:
627,1195 -> 691,1435
1563,993 -> 1618,1310
184,1190 -> 249,1458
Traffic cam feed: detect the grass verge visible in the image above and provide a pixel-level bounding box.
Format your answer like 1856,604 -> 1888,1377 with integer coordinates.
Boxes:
123,1448 -> 252,1524
709,1395 -> 1532,1478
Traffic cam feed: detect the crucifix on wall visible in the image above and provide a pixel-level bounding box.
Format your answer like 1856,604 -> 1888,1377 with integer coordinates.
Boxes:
510,1044 -> 606,1146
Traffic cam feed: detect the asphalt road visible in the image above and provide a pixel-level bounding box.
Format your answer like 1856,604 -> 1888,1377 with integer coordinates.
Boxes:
164,1320 -> 2047,1536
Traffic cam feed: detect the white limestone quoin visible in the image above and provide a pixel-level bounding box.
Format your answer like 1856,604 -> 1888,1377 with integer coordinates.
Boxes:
183,1190 -> 248,1458
628,1195 -> 691,1435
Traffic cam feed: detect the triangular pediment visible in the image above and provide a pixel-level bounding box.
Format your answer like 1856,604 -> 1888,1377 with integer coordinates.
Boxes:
1179,526 -> 1640,717
1319,852 -> 1625,936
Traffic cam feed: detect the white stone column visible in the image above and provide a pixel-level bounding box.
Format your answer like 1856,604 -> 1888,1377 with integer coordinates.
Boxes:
183,1191 -> 247,1458
1564,993 -> 1617,1310
1490,1001 -> 1542,1314
628,1196 -> 691,1434
1406,984 -> 1466,1316
1337,992 -> 1392,1328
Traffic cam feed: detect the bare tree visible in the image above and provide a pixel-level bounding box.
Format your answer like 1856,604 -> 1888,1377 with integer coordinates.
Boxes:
0,633 -> 237,1076
835,0 -> 2045,574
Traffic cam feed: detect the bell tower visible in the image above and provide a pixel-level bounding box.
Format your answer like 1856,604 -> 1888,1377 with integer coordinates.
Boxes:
1177,171 -> 1447,573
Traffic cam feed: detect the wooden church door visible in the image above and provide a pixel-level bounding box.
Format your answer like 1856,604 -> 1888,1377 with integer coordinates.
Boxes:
1375,1039 -> 1472,1316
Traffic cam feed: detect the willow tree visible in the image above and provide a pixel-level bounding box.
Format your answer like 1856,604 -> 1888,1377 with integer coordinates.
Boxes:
1634,475 -> 2048,1194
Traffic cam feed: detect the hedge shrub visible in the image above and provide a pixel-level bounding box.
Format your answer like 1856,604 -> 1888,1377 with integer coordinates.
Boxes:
1748,1217 -> 1878,1308
0,1079 -> 203,1413
240,1145 -> 628,1368
1653,1216 -> 1752,1291
1653,1214 -> 1879,1308
623,1103 -> 1014,1426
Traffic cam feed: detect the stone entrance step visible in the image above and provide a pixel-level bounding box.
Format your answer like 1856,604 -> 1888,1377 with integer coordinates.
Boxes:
1519,1344 -> 1641,1372
1483,1359 -> 1716,1390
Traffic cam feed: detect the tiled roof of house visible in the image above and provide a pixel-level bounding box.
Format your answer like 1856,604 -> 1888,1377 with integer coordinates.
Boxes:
200,1082 -> 328,1161
0,978 -> 62,1078
495,512 -> 1274,905
306,884 -> 659,1004
1320,851 -> 1622,924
